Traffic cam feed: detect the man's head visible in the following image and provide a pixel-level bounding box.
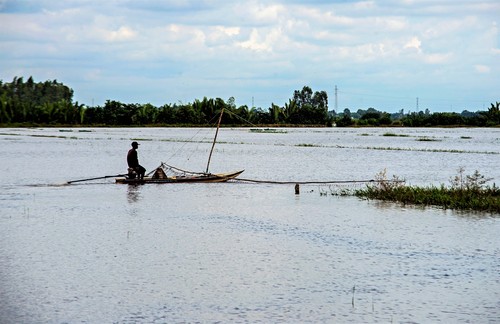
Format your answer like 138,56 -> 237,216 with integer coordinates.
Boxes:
131,141 -> 139,149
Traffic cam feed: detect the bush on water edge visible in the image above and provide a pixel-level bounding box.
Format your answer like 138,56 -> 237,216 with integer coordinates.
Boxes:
336,168 -> 499,213
355,184 -> 499,213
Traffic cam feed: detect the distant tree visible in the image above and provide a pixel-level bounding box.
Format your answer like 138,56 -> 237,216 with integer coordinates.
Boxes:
250,107 -> 271,124
293,86 -> 313,108
312,90 -> 328,111
0,76 -> 75,124
360,111 -> 381,120
480,102 -> 500,125
336,114 -> 353,127
379,112 -> 392,125
156,104 -> 176,124
268,103 -> 283,124
283,99 -> 298,123
234,105 -> 250,124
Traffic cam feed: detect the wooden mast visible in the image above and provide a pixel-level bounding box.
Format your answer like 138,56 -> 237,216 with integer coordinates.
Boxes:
205,107 -> 224,174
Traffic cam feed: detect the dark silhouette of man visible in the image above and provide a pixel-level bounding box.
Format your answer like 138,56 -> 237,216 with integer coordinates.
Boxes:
127,141 -> 146,179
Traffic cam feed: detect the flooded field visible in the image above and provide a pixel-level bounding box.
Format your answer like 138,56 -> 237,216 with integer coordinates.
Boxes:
0,127 -> 499,323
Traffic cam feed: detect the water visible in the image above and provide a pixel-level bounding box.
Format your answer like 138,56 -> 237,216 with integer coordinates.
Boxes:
0,127 -> 499,323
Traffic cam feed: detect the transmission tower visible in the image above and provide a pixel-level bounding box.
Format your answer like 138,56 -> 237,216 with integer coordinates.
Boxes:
335,85 -> 338,112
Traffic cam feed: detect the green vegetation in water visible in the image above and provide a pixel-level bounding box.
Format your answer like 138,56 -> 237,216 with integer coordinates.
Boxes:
351,168 -> 499,213
249,128 -> 287,134
382,132 -> 410,137
460,136 -> 472,139
130,138 -> 153,142
332,144 -> 498,154
417,137 -> 441,142
296,143 -> 318,147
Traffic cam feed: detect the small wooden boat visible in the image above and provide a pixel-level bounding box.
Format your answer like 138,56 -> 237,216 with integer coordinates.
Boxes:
116,107 -> 244,184
115,169 -> 244,184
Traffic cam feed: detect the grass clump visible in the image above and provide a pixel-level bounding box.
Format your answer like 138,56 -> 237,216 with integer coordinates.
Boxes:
382,132 -> 409,137
249,128 -> 287,133
354,168 -> 499,213
416,137 -> 441,142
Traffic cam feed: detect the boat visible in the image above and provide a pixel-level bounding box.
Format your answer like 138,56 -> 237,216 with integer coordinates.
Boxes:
115,169 -> 244,184
116,107 -> 244,184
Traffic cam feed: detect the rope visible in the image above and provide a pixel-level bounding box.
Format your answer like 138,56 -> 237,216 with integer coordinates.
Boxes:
161,112 -> 223,167
160,162 -> 208,175
233,178 -> 404,185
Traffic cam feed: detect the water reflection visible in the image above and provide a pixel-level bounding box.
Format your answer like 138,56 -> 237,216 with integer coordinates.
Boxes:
127,184 -> 141,204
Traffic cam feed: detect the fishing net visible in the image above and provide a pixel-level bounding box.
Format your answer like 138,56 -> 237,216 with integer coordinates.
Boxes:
149,162 -> 208,179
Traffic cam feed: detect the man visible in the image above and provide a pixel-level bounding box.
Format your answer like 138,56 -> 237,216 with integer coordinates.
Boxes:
127,141 -> 146,179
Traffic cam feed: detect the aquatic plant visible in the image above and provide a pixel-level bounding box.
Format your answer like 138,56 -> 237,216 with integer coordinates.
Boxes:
249,128 -> 287,133
382,132 -> 409,137
353,168 -> 499,213
416,137 -> 441,142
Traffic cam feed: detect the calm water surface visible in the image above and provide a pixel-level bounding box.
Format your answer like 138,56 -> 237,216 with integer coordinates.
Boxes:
0,127 -> 499,323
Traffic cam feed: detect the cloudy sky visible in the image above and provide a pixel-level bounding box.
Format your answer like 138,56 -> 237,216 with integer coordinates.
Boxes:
1,0 -> 499,113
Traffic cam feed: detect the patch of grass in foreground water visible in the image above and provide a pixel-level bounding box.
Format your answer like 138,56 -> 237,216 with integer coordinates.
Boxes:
352,168 -> 500,213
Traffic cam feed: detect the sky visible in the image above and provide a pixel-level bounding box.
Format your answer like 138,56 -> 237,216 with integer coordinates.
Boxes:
0,0 -> 499,113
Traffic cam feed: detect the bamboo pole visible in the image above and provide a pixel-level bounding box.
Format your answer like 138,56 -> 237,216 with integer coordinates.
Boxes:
205,107 -> 224,174
67,174 -> 127,184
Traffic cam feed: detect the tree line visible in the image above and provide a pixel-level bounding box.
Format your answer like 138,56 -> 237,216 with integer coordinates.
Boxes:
1,76 -> 498,127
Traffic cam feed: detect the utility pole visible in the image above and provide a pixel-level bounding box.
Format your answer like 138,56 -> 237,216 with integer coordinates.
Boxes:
416,97 -> 419,111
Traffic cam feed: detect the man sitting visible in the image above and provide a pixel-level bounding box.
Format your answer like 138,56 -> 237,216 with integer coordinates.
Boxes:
127,141 -> 146,179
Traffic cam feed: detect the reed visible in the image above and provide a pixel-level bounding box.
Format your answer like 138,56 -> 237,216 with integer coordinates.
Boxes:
354,169 -> 499,213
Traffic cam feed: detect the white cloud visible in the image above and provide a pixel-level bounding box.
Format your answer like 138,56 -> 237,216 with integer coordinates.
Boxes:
353,1 -> 375,10
404,36 -> 422,53
0,0 -> 499,111
104,26 -> 137,42
237,28 -> 272,52
475,65 -> 491,73
423,52 -> 452,64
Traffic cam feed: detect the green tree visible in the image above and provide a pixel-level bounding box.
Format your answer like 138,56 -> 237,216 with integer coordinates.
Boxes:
268,103 -> 283,124
336,114 -> 353,127
481,102 -> 500,125
293,86 -> 313,108
157,104 -> 176,124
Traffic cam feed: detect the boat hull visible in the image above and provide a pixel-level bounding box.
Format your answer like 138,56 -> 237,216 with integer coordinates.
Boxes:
115,170 -> 244,184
